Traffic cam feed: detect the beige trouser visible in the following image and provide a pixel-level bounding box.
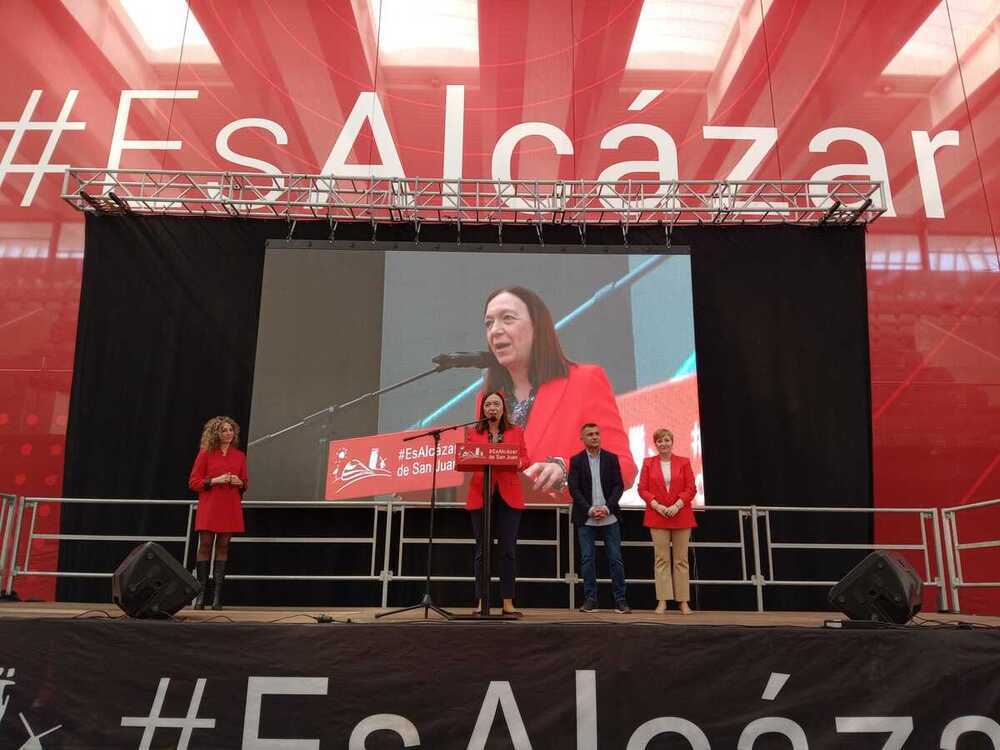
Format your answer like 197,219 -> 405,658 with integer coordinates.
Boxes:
650,527 -> 691,602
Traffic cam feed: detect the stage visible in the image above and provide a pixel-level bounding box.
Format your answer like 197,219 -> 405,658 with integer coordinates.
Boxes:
2,601 -> 999,627
2,602 -> 999,748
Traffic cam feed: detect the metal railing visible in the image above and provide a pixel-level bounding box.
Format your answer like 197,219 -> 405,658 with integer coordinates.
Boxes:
222,500 -> 392,606
9,497 -> 758,609
392,503 -> 763,609
756,506 -> 948,611
9,496 -> 392,597
3,496 -> 952,612
393,501 -> 568,602
941,498 -> 1000,612
570,505 -> 762,610
61,170 -> 886,226
6,497 -> 194,595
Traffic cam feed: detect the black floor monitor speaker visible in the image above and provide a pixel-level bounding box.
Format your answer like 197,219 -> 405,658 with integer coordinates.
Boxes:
112,542 -> 201,618
828,550 -> 923,624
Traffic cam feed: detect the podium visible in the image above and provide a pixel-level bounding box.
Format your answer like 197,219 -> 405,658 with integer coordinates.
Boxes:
453,442 -> 522,619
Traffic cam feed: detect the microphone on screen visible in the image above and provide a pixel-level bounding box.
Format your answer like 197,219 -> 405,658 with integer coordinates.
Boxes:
432,350 -> 496,370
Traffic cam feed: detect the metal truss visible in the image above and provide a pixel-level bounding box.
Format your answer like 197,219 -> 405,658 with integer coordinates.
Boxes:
62,169 -> 885,226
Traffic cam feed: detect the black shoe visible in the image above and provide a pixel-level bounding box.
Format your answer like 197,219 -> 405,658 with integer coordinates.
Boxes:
614,600 -> 632,614
212,560 -> 226,611
579,599 -> 598,613
193,561 -> 209,610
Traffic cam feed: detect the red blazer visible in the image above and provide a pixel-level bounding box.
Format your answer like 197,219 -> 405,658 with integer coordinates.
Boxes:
637,454 -> 697,530
464,425 -> 529,510
477,363 -> 637,502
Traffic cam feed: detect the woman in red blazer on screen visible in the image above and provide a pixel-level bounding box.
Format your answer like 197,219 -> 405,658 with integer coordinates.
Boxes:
187,416 -> 247,611
480,286 -> 636,501
637,428 -> 697,615
466,390 -> 529,617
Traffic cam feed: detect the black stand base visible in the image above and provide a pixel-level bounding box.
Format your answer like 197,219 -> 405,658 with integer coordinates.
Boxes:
376,592 -> 454,621
0,590 -> 20,601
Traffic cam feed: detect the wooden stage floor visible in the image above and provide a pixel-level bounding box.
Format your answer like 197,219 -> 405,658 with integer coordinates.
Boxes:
2,601 -> 998,628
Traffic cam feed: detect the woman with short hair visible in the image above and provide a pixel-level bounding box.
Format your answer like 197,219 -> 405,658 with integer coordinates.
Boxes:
637,428 -> 697,614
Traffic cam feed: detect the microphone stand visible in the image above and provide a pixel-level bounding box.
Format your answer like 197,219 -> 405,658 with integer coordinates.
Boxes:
248,364 -> 458,499
376,417 -> 485,620
248,364 -> 446,449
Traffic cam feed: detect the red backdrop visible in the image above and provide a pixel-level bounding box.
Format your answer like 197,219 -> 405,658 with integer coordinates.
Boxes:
1,0 -> 998,610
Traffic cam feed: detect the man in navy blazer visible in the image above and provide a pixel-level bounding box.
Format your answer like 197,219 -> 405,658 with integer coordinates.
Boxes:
567,422 -> 630,613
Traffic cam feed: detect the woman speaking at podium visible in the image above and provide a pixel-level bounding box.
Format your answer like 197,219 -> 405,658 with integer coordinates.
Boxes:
187,416 -> 247,610
465,390 -> 527,617
480,286 -> 636,500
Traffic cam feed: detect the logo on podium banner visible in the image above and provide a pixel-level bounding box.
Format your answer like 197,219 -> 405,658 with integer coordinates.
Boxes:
457,445 -> 484,462
325,430 -> 464,500
331,446 -> 392,490
454,443 -> 521,470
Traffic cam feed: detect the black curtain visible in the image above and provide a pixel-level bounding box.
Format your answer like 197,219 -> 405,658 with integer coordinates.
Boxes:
62,218 -> 871,609
60,215 -> 327,601
65,215 -> 270,498
685,225 -> 873,610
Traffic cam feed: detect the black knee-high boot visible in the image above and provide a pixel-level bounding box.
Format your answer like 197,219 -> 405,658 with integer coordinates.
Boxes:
193,560 -> 209,610
212,560 -> 227,611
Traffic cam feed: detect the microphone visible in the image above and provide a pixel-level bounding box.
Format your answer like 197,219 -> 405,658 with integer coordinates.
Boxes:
432,350 -> 496,370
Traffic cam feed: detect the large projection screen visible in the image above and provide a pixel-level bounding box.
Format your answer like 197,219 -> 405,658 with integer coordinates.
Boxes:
248,241 -> 703,508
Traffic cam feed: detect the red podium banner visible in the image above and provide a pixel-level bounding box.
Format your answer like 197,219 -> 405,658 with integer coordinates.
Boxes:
325,430 -> 464,500
454,442 -> 522,471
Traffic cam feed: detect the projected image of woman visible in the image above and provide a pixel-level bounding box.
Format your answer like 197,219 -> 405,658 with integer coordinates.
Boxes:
481,286 -> 636,500
187,416 -> 247,611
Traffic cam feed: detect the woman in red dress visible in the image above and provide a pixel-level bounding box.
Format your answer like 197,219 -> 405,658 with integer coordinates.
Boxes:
637,428 -> 697,615
187,416 -> 247,610
466,391 -> 528,617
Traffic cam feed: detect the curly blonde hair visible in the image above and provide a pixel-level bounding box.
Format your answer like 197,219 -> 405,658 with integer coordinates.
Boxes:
200,416 -> 240,451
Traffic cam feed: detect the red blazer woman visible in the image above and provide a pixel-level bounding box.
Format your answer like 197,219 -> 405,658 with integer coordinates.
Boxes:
188,447 -> 248,532
477,364 -> 637,500
637,454 -> 697,530
464,425 -> 529,511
